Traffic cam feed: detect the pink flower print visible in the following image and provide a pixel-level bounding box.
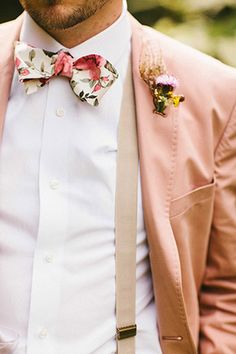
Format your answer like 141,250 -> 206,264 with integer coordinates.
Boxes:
93,83 -> 102,92
54,51 -> 73,78
15,57 -> 21,69
102,76 -> 109,82
74,55 -> 106,81
21,68 -> 30,76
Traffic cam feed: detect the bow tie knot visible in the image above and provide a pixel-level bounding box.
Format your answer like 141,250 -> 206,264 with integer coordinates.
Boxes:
54,51 -> 74,78
14,41 -> 119,106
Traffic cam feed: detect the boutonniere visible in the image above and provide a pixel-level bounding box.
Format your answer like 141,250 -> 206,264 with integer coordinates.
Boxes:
140,43 -> 185,117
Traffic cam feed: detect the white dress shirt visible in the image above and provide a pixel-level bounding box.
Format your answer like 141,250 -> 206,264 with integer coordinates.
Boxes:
0,2 -> 162,353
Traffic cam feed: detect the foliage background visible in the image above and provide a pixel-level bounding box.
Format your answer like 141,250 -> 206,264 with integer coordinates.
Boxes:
1,0 -> 236,67
128,0 -> 236,67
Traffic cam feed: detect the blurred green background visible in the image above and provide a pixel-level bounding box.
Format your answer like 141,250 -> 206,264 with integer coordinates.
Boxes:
1,0 -> 236,67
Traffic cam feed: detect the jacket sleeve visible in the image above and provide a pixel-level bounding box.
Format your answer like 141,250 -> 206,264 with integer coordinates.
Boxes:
199,102 -> 236,353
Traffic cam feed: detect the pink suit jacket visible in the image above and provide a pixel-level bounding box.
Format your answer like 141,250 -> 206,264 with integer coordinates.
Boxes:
0,14 -> 236,354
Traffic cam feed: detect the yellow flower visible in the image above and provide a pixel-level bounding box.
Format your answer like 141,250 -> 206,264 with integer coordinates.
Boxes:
172,95 -> 185,107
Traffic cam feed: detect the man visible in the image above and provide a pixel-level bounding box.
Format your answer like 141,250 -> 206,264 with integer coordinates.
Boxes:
0,0 -> 235,353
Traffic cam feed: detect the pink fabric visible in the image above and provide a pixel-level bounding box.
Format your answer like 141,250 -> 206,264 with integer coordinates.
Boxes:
74,54 -> 106,80
54,51 -> 73,78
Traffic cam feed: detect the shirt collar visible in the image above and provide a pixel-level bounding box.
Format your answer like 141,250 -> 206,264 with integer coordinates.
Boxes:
20,0 -> 131,69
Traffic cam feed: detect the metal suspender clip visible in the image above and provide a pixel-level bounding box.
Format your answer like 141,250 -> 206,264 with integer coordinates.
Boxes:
116,324 -> 137,340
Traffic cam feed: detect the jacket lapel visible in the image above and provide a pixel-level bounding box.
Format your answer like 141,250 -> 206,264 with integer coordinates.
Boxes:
130,17 -> 197,353
0,15 -> 23,139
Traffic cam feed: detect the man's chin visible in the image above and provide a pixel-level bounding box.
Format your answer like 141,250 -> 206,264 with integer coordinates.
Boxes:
24,4 -> 78,31
22,0 -> 109,32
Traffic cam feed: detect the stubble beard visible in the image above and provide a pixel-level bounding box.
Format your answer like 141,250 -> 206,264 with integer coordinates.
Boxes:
21,0 -> 109,31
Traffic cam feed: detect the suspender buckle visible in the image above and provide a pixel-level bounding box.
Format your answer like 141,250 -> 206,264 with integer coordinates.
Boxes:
117,324 -> 137,340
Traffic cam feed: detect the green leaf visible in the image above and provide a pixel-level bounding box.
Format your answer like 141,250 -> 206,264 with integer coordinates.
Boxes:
88,95 -> 97,99
70,80 -> 77,89
105,61 -> 117,75
41,62 -> 45,72
106,80 -> 114,88
43,49 -> 55,58
29,49 -> 36,61
89,80 -> 96,88
80,78 -> 91,83
25,61 -> 34,67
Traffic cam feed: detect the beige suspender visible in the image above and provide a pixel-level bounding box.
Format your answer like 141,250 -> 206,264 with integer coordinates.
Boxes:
115,61 -> 139,354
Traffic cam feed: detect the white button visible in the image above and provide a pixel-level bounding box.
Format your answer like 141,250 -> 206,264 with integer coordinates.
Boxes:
39,328 -> 48,339
44,254 -> 54,263
56,107 -> 65,117
49,179 -> 60,190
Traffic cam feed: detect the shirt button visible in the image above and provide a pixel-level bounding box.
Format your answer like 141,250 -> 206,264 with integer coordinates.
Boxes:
49,179 -> 60,190
44,254 -> 54,263
56,107 -> 65,117
39,328 -> 48,339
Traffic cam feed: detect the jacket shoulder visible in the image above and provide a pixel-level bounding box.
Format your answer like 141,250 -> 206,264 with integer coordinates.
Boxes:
138,24 -> 236,150
0,15 -> 23,43
141,24 -> 236,83
0,18 -> 18,34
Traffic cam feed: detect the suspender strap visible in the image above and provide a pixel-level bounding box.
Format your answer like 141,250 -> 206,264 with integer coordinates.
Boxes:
115,61 -> 139,354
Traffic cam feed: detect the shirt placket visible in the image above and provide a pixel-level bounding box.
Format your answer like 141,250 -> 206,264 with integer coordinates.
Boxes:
26,79 -> 69,354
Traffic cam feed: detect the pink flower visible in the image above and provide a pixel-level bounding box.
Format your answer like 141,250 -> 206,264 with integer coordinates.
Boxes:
21,69 -> 30,76
54,51 -> 73,78
93,84 -> 102,92
156,74 -> 178,89
102,76 -> 109,82
15,57 -> 21,69
74,55 -> 106,81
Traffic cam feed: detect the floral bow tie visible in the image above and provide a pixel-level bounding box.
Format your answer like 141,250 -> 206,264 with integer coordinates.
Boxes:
14,41 -> 119,106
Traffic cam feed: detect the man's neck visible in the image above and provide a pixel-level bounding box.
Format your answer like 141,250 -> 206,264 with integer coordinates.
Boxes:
45,0 -> 123,48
